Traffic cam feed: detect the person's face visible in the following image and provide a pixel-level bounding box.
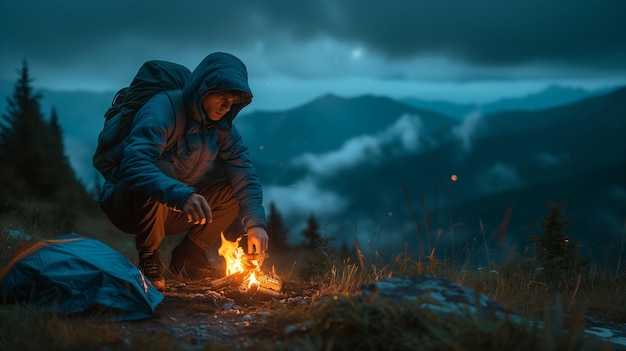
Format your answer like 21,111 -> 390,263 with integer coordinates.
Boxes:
202,92 -> 243,121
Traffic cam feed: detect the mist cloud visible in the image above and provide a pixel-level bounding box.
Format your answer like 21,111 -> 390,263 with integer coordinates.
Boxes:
263,178 -> 347,218
536,152 -> 571,167
475,162 -> 523,193
292,114 -> 423,175
452,110 -> 483,152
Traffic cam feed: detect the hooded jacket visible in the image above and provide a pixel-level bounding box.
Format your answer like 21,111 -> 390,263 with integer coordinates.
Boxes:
99,52 -> 266,231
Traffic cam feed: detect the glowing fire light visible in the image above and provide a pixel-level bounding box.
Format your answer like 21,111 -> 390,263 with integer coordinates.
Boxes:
217,233 -> 264,290
217,233 -> 245,276
248,271 -> 260,290
451,174 -> 458,181
215,232 -> 282,297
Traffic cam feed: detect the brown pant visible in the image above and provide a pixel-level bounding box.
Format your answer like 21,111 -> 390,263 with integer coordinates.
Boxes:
101,179 -> 240,252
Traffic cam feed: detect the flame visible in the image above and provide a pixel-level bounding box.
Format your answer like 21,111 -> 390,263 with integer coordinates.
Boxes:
248,271 -> 260,290
217,232 -> 245,276
218,233 -> 278,294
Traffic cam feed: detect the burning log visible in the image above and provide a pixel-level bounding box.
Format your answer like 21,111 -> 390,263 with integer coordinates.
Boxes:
214,232 -> 284,298
238,273 -> 284,299
254,274 -> 282,292
209,271 -> 247,290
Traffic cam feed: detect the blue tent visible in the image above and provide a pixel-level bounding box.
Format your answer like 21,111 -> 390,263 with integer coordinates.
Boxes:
0,233 -> 163,321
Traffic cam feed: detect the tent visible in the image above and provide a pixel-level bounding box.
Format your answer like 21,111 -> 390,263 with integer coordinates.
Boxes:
0,233 -> 163,321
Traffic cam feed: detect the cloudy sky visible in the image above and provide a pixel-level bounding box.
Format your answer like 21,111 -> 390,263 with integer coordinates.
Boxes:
2,0 -> 626,111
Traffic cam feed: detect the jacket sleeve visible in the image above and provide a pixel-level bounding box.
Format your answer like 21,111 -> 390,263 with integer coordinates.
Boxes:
217,125 -> 267,231
118,93 -> 195,209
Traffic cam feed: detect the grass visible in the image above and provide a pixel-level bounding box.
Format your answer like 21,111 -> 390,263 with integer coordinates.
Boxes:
0,304 -> 198,351
0,200 -> 624,350
249,293 -> 600,351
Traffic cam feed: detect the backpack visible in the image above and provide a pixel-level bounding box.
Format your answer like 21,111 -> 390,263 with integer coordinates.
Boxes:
93,60 -> 191,179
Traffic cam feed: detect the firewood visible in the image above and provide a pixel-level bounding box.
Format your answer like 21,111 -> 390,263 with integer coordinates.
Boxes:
255,274 -> 282,292
253,286 -> 284,298
209,271 -> 247,289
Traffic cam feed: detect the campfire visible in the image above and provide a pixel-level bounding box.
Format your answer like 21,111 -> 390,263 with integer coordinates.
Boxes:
209,233 -> 283,299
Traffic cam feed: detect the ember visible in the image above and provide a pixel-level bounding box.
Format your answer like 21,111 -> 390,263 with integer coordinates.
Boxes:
212,233 -> 283,298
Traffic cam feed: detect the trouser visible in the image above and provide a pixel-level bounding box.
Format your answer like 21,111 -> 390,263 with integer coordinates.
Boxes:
101,179 -> 239,253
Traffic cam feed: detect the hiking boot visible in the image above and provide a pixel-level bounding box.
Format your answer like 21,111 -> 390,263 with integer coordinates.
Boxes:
170,238 -> 222,280
139,249 -> 166,291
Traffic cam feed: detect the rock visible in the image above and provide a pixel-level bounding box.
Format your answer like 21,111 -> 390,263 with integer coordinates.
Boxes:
357,275 -> 626,350
357,275 -> 518,322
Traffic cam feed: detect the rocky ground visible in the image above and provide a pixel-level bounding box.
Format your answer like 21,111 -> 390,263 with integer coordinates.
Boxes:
107,276 -> 626,351
109,277 -> 317,350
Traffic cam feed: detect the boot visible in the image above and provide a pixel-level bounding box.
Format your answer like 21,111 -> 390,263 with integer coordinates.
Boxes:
138,249 -> 165,291
170,238 -> 221,280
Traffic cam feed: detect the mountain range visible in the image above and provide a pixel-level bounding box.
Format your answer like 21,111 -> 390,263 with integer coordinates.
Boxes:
401,84 -> 614,119
1,81 -> 624,266
237,87 -> 626,267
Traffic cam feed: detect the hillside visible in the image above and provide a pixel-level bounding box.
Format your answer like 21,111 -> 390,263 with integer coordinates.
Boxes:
400,85 -> 614,119
236,93 -> 458,164
252,87 -> 626,265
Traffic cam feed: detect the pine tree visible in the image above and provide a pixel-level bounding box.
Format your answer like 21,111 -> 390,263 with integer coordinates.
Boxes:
297,214 -> 337,280
531,202 -> 587,280
47,108 -> 80,190
0,60 -> 94,224
0,60 -> 50,200
266,202 -> 290,253
302,214 -> 322,249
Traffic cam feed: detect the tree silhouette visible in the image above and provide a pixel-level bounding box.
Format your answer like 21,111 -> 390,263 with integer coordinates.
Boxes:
0,60 -> 49,200
0,60 -> 94,225
266,202 -> 290,253
302,213 -> 322,249
531,202 -> 587,280
297,214 -> 338,280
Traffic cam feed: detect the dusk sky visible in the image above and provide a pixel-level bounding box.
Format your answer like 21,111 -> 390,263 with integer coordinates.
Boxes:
2,0 -> 626,111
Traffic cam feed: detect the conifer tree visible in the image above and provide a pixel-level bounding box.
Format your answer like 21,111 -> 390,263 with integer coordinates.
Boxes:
266,202 -> 290,253
302,213 -> 322,249
0,60 -> 94,222
47,108 -> 79,189
0,60 -> 49,200
532,202 -> 587,280
297,214 -> 337,280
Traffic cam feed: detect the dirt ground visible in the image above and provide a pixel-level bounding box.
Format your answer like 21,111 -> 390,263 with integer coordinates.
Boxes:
109,277 -> 317,350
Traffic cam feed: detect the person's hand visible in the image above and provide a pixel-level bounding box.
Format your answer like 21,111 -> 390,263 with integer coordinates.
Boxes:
247,227 -> 269,254
182,193 -> 212,224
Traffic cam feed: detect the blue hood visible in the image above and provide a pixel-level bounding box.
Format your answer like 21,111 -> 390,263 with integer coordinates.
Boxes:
183,52 -> 253,125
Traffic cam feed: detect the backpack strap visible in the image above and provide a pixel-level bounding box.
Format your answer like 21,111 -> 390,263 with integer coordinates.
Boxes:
164,90 -> 187,151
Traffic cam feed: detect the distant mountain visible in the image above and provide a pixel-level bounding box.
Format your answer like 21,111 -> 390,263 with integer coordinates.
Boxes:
236,93 -> 458,164
254,87 -> 626,265
400,85 -> 616,119
1,79 -> 617,183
